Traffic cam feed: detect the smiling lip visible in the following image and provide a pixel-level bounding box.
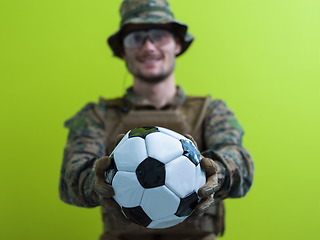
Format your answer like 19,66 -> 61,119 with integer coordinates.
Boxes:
137,54 -> 162,62
137,56 -> 162,67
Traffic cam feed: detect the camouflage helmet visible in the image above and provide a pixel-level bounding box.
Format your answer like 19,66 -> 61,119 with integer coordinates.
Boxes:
107,0 -> 194,58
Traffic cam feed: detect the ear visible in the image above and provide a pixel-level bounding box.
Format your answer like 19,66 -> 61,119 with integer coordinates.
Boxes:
174,37 -> 182,55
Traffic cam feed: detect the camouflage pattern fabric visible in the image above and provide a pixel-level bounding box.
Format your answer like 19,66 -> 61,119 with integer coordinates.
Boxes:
108,0 -> 194,58
202,100 -> 254,201
59,86 -> 254,235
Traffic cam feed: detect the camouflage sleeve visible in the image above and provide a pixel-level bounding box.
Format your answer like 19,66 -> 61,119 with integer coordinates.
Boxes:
203,99 -> 254,201
59,103 -> 107,208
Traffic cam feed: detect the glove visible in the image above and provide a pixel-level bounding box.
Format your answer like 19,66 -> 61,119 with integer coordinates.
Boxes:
93,134 -> 131,225
99,233 -> 122,240
184,134 -> 219,221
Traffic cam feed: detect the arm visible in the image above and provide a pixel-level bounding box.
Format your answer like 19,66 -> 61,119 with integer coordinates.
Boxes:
59,103 -> 107,207
203,99 -> 254,201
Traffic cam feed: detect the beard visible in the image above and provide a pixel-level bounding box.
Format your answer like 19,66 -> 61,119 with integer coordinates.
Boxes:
125,55 -> 176,84
134,64 -> 175,83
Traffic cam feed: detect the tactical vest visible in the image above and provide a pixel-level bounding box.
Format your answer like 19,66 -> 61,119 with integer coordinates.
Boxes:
98,95 -> 225,238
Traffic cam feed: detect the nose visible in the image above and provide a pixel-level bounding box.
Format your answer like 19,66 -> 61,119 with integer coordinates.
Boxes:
141,37 -> 157,50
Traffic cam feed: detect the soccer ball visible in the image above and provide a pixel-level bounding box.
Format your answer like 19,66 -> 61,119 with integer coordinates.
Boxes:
105,126 -> 206,229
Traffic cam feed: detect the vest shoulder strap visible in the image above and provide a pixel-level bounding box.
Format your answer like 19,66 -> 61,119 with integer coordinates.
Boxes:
186,95 -> 212,136
99,97 -> 126,108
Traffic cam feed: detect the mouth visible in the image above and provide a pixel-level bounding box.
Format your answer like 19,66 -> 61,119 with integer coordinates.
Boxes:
137,55 -> 162,64
142,59 -> 159,63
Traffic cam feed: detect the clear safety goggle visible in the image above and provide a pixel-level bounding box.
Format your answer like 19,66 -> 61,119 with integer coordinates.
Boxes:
123,29 -> 174,49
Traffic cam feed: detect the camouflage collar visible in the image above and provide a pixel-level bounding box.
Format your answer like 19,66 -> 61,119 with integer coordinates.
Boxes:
124,86 -> 186,109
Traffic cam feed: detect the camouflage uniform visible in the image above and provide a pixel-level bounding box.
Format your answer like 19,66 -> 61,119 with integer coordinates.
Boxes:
59,86 -> 254,239
60,1 -> 254,239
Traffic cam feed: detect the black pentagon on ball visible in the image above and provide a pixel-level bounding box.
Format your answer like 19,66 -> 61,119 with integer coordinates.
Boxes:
129,126 -> 159,139
105,155 -> 118,185
122,206 -> 152,227
175,192 -> 199,217
180,139 -> 201,166
136,157 -> 165,189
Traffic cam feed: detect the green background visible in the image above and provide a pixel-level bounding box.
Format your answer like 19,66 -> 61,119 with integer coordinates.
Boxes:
1,0 -> 319,239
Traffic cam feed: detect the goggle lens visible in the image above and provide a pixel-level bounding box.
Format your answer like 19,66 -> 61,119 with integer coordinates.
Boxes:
123,29 -> 173,49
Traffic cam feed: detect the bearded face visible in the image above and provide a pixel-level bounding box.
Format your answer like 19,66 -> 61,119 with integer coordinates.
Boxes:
122,25 -> 181,83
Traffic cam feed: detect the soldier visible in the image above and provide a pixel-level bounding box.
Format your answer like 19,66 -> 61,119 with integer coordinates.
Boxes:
59,0 -> 254,240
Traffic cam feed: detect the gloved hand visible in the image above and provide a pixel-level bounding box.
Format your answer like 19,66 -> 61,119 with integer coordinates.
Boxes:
99,233 -> 122,240
184,134 -> 219,221
93,134 -> 131,225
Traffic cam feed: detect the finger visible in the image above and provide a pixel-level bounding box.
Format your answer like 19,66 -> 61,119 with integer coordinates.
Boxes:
94,183 -> 115,198
101,198 -> 131,225
200,157 -> 217,176
186,211 -> 203,223
198,184 -> 214,198
95,156 -> 112,178
95,156 -> 111,175
112,212 -> 131,225
101,234 -> 122,240
100,197 -> 121,212
198,174 -> 218,198
198,158 -> 218,198
194,197 -> 215,216
207,173 -> 219,190
184,134 -> 199,150
94,156 -> 116,197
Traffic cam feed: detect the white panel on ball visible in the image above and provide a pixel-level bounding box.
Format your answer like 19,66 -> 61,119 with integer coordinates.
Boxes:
141,186 -> 180,220
145,132 -> 183,164
165,156 -> 196,198
194,165 -> 206,193
157,127 -> 187,140
112,171 -> 145,207
147,214 -> 185,229
114,137 -> 148,172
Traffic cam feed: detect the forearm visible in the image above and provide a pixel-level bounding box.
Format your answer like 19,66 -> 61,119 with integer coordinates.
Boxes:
59,143 -> 102,207
204,145 -> 254,201
59,102 -> 108,207
203,99 -> 254,201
